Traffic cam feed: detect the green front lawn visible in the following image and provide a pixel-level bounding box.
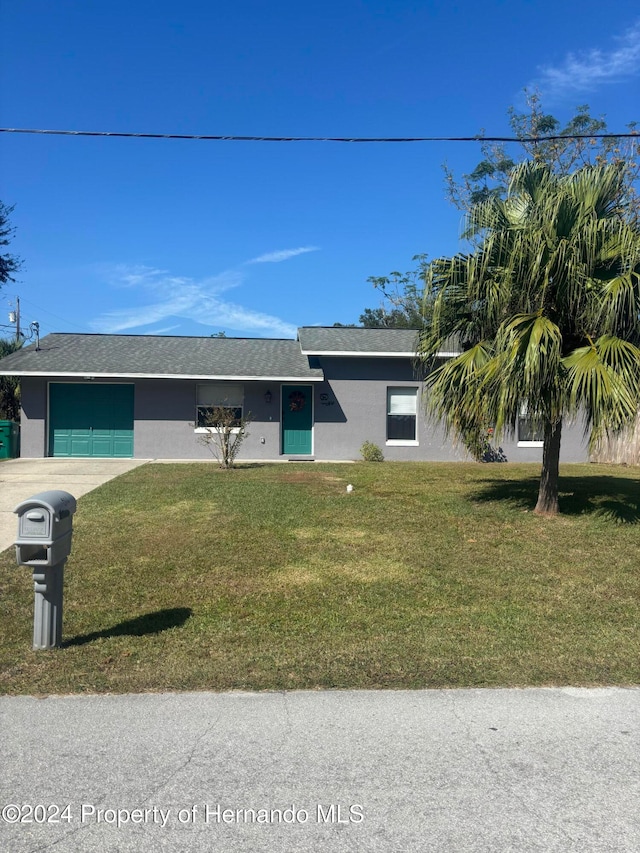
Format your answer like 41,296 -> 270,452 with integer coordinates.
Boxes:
1,462 -> 639,694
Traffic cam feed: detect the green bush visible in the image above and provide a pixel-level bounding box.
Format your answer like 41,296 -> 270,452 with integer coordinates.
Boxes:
360,441 -> 385,462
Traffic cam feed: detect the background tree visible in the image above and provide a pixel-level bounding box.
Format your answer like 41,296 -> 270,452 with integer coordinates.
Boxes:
0,202 -> 22,287
0,205 -> 23,420
420,160 -> 640,515
443,90 -> 639,216
0,338 -> 22,421
361,94 -> 638,328
362,255 -> 428,328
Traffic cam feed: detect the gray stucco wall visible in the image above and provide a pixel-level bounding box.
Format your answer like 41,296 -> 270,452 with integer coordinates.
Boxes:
496,420 -> 587,463
18,378 -> 291,461
17,368 -> 589,463
134,378 -> 282,460
19,377 -> 48,457
313,357 -> 589,463
312,357 -> 466,461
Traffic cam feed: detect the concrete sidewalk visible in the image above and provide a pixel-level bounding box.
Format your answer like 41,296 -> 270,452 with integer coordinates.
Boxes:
1,687 -> 639,852
0,458 -> 149,553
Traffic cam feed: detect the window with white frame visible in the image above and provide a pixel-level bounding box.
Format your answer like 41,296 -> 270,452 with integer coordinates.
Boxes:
387,387 -> 418,444
196,383 -> 244,429
517,403 -> 544,446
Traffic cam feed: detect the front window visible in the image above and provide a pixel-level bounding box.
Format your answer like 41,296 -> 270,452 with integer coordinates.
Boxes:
196,383 -> 244,429
517,403 -> 544,446
387,387 -> 418,444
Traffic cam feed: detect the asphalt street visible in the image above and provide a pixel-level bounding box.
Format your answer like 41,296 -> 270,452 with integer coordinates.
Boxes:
1,687 -> 639,852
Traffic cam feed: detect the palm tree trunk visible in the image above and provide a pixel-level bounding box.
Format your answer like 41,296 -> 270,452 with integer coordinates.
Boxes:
534,418 -> 562,515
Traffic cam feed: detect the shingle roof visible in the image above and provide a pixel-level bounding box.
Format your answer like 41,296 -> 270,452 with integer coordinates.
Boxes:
298,326 -> 421,355
0,334 -> 325,380
298,327 -> 460,356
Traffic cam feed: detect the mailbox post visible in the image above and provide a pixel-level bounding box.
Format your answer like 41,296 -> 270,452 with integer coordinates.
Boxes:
14,490 -> 77,650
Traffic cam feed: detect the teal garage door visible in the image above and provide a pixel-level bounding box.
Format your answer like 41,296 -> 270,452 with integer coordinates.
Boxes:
49,384 -> 134,457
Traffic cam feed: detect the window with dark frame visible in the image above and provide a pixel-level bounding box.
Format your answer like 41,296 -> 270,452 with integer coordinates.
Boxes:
196,384 -> 244,429
387,387 -> 418,442
517,404 -> 544,444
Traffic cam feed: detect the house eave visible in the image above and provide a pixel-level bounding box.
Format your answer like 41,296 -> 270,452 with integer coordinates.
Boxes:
299,350 -> 459,358
0,371 -> 325,381
300,350 -> 417,357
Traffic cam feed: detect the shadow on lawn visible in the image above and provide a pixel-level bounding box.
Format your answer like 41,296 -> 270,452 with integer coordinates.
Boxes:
471,474 -> 640,523
62,607 -> 192,647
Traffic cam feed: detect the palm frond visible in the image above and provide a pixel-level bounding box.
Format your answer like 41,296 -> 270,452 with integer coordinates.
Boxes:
496,314 -> 562,386
562,336 -> 640,444
567,163 -> 627,220
424,343 -> 493,436
595,273 -> 640,336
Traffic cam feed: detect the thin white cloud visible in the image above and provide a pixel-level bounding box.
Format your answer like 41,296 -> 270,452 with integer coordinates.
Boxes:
106,264 -> 241,294
534,21 -> 640,97
90,265 -> 298,338
246,246 -> 319,264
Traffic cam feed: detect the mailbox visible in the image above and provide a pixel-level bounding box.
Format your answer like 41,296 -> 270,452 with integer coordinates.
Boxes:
14,490 -> 77,650
14,490 -> 77,567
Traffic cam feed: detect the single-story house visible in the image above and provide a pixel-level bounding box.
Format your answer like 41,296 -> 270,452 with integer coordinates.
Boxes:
0,327 -> 589,462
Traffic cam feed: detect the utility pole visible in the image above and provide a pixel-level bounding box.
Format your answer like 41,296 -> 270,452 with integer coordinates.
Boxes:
8,297 -> 21,342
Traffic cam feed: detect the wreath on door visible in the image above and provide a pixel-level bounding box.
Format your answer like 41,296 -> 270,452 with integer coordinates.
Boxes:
288,390 -> 306,412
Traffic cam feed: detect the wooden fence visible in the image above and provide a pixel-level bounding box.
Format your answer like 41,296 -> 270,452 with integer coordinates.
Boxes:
590,411 -> 640,465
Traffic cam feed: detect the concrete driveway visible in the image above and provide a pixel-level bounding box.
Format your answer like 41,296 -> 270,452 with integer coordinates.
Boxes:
0,458 -> 149,553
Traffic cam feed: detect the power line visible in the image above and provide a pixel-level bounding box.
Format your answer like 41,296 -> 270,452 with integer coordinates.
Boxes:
0,127 -> 638,144
16,295 -> 93,334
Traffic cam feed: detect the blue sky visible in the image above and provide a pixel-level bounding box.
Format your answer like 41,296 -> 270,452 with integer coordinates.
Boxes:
1,0 -> 639,341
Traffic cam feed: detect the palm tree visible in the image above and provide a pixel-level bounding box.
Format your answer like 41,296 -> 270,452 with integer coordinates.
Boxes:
420,161 -> 640,515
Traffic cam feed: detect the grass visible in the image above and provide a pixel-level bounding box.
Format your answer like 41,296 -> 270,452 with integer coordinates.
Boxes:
0,461 -> 639,694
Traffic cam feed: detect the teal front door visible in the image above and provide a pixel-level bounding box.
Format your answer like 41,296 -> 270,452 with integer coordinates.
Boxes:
282,385 -> 313,455
49,383 -> 134,457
